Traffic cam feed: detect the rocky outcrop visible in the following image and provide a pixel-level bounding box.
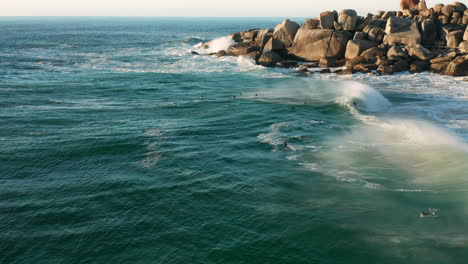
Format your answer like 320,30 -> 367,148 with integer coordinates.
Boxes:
292,28 -> 353,61
203,4 -> 468,77
273,19 -> 300,47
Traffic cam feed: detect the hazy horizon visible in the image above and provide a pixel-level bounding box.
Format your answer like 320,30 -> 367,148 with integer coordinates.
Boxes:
1,0 -> 459,17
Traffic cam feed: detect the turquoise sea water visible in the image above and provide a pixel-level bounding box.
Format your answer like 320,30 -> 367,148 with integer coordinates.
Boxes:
1,17 -> 468,263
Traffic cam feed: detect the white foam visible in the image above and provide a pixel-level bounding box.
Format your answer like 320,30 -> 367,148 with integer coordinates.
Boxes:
204,36 -> 235,53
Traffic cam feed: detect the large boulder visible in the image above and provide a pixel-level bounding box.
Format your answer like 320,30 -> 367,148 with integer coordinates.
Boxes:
452,2 -> 467,13
459,40 -> 468,52
445,55 -> 468,76
434,4 -> 445,14
345,40 -> 379,60
320,11 -> 338,29
273,19 -> 300,47
361,46 -> 387,60
365,26 -> 385,43
387,45 -> 409,60
442,4 -> 455,17
408,44 -> 432,60
338,9 -> 358,31
226,43 -> 261,56
446,30 -> 464,48
258,51 -> 282,67
421,19 -> 437,47
384,17 -> 421,46
410,60 -> 430,73
263,38 -> 285,53
292,28 -> 353,61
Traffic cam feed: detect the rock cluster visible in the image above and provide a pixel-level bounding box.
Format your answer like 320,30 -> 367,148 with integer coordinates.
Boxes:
199,2 -> 468,77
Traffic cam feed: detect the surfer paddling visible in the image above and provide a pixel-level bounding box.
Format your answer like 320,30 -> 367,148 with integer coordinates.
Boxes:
419,208 -> 438,217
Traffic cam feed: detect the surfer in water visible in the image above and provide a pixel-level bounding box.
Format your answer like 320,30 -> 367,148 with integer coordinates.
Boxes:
419,208 -> 437,217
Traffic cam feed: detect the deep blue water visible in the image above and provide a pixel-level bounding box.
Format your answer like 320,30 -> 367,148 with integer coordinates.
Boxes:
1,17 -> 468,263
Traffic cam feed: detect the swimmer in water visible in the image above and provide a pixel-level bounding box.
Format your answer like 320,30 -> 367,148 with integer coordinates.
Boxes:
232,95 -> 236,99
419,209 -> 437,217
200,96 -> 204,101
255,93 -> 258,97
283,141 -> 288,148
353,101 -> 357,107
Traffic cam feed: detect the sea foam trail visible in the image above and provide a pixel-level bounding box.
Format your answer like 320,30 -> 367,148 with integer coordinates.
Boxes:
316,117 -> 468,190
244,79 -> 391,113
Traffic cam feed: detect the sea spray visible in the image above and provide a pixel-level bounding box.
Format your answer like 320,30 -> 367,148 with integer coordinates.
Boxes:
200,36 -> 235,53
314,117 -> 468,190
244,79 -> 391,113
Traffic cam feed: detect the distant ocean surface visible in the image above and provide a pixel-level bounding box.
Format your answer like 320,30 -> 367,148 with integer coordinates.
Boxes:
1,17 -> 468,263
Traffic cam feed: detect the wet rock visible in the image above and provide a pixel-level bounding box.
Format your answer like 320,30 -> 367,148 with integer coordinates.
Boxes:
392,59 -> 411,72
216,50 -> 227,57
273,19 -> 300,47
258,51 -> 282,67
410,60 -> 430,73
430,61 -> 450,73
338,9 -> 358,31
319,57 -> 339,67
276,61 -> 298,68
191,51 -> 200,55
227,43 -> 261,56
336,68 -> 355,75
445,55 -> 468,76
384,17 -> 421,46
345,39 -> 379,60
377,64 -> 395,74
292,28 -> 353,61
319,68 -> 332,73
320,11 -> 338,29
408,44 -> 432,60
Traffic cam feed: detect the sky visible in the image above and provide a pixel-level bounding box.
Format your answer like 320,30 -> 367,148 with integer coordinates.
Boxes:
0,0 -> 459,17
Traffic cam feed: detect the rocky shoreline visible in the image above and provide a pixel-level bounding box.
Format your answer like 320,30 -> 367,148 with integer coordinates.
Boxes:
197,2 -> 468,77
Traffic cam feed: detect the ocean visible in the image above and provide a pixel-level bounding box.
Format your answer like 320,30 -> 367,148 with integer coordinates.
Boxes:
1,17 -> 468,263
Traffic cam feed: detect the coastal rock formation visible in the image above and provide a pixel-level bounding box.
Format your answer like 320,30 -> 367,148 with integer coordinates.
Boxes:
201,3 -> 468,76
